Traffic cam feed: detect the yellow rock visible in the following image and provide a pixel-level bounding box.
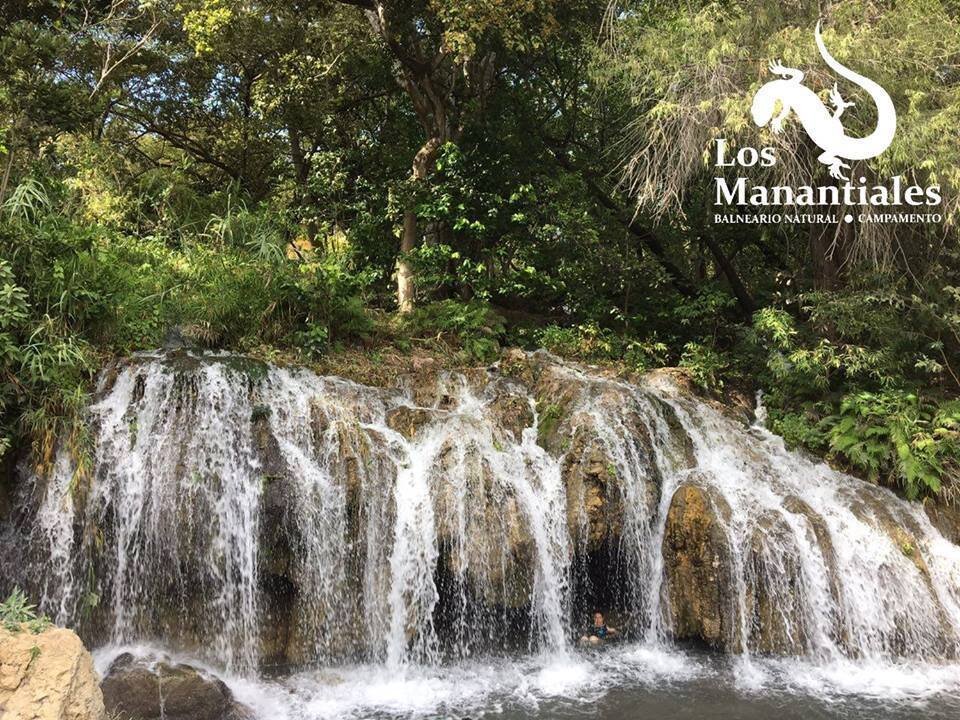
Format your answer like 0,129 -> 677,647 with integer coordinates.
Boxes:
0,625 -> 106,720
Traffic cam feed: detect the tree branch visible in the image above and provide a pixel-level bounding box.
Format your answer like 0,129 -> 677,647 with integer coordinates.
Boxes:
543,142 -> 696,298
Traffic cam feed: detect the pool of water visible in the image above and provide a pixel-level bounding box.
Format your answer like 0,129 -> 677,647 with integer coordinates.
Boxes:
94,642 -> 960,720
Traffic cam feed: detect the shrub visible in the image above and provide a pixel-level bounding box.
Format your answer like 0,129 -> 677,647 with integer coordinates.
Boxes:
1,587 -> 51,634
406,300 -> 505,362
537,322 -> 668,372
822,392 -> 960,499
680,341 -> 726,393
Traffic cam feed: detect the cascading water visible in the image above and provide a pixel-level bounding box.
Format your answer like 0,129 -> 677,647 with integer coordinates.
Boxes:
4,348 -> 960,718
645,371 -> 960,662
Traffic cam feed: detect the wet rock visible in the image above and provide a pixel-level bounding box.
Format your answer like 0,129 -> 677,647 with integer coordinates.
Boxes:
100,654 -> 251,720
399,366 -> 491,410
850,494 -> 932,577
662,481 -> 737,650
925,502 -> 960,546
781,495 -> 845,647
645,367 -> 700,396
497,347 -> 536,386
0,624 -> 106,720
486,387 -> 534,442
745,510 -> 810,655
400,368 -> 447,408
848,490 -> 955,656
562,429 -> 623,552
530,368 -> 582,455
432,439 -> 535,608
386,405 -> 440,440
162,325 -> 190,350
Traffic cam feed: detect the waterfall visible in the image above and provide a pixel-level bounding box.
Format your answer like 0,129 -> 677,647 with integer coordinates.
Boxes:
647,371 -> 960,661
5,349 -> 960,685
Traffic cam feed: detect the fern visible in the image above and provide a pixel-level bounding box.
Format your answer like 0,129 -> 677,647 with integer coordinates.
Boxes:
822,391 -> 958,499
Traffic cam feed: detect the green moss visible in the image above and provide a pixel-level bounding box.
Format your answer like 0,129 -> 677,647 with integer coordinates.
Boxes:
221,355 -> 269,382
260,473 -> 280,491
536,402 -> 562,444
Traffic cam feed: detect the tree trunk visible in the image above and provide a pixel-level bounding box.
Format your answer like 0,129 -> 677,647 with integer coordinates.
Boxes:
345,2 -> 472,311
288,126 -> 319,244
809,222 -> 842,291
397,136 -> 442,314
703,235 -> 756,316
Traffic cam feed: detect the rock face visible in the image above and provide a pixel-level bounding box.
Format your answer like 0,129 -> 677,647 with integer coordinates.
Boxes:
100,653 -> 251,720
6,347 -> 960,672
562,430 -> 623,552
662,482 -> 737,650
0,625 -> 106,720
926,503 -> 960,546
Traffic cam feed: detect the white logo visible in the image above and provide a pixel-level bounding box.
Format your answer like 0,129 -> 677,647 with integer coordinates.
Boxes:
751,20 -> 896,181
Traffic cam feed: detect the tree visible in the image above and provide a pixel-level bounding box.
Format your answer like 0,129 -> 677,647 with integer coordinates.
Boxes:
336,0 -> 562,311
598,0 -> 960,287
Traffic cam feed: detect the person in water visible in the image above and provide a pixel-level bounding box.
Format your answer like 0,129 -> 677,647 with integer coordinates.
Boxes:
580,611 -> 618,646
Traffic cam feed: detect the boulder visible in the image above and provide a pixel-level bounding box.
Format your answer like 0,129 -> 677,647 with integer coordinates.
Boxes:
0,624 -> 106,720
662,482 -> 737,650
100,653 -> 251,720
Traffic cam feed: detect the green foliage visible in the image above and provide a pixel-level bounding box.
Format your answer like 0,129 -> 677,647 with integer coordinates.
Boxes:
538,323 -> 619,360
0,241 -> 96,468
0,260 -> 28,455
2,178 -> 51,223
822,393 -> 960,499
1,587 -> 51,634
406,300 -> 506,363
289,254 -> 376,349
0,188 -> 376,465
751,287 -> 960,499
601,0 -> 960,223
537,402 -> 563,444
680,342 -> 727,393
0,0 -> 958,508
296,325 -> 330,358
536,322 -> 669,373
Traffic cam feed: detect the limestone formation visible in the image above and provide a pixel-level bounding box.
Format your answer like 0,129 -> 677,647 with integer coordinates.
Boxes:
662,481 -> 737,650
6,347 -> 960,675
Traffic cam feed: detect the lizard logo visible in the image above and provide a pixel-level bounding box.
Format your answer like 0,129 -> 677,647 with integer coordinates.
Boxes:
751,20 -> 896,181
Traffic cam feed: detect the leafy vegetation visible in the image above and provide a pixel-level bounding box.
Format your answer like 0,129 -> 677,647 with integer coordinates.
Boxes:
1,0 -> 958,501
823,392 -> 960,499
1,587 -> 51,634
